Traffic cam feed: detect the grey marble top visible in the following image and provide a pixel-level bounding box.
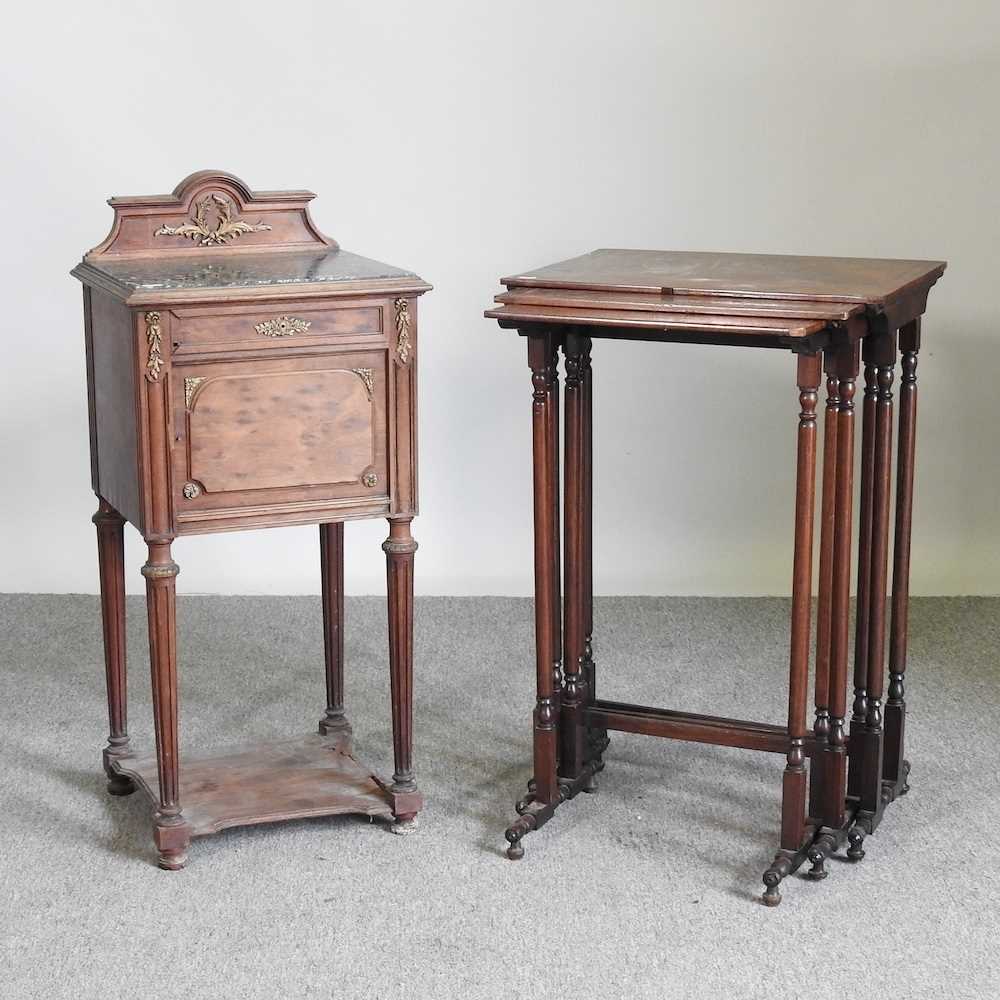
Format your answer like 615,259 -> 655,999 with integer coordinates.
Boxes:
81,248 -> 419,293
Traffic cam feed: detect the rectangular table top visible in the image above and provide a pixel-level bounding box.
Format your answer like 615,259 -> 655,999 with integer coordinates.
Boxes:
502,249 -> 946,305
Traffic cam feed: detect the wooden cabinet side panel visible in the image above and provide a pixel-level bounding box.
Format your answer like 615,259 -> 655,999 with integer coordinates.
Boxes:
89,288 -> 143,529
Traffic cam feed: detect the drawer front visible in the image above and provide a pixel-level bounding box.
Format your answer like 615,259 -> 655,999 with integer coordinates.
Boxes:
171,300 -> 384,357
172,350 -> 389,527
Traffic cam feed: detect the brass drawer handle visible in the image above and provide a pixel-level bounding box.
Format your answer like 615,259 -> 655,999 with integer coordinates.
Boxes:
255,316 -> 310,338
362,471 -> 378,488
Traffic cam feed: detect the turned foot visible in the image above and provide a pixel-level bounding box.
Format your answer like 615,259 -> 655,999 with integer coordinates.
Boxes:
805,847 -> 829,880
106,773 -> 136,796
901,759 -> 911,795
505,813 -> 536,860
391,814 -> 419,836
582,771 -> 598,793
154,814 -> 191,872
762,871 -> 783,907
847,826 -> 866,861
761,851 -> 795,907
805,831 -> 837,880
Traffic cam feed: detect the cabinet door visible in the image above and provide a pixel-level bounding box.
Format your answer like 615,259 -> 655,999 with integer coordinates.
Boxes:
172,350 -> 389,532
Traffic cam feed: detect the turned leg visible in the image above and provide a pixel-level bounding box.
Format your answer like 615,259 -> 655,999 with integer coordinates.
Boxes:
559,333 -> 589,783
857,330 -> 897,820
505,331 -> 561,860
884,320 -> 920,797
580,339 -> 606,789
848,360 -> 877,800
809,366 -> 839,818
809,342 -> 860,880
319,521 -> 351,747
93,499 -> 134,796
142,539 -> 190,870
383,517 -> 422,833
762,353 -> 820,907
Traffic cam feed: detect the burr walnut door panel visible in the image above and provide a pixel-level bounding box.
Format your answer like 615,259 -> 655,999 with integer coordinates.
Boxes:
171,351 -> 389,530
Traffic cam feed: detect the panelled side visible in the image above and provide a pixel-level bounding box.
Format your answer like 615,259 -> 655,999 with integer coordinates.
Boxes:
89,287 -> 143,530
390,296 -> 418,516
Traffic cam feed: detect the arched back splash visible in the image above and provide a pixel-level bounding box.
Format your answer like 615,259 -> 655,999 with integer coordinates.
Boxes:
85,170 -> 337,259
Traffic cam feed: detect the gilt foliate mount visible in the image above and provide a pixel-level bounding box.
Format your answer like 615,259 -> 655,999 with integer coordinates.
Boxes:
155,193 -> 272,247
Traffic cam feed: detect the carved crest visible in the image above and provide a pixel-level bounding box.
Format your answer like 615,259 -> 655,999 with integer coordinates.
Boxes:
155,193 -> 272,247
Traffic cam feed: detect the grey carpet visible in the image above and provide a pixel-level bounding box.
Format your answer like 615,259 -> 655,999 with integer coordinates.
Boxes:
1,595 -> 997,999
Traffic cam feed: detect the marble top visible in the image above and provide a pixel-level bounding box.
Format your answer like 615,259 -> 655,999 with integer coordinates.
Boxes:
80,248 -> 419,293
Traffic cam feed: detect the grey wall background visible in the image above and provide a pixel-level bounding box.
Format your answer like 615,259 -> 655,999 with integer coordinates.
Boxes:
1,1 -> 996,596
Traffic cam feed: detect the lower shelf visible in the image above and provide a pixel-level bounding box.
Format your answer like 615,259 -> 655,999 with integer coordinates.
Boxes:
112,733 -> 394,837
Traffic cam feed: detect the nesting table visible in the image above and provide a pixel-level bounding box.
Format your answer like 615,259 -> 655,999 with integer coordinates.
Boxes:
72,171 -> 430,868
486,249 -> 945,904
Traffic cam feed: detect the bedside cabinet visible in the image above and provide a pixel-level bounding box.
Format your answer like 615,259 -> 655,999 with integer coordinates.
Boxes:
72,170 -> 430,869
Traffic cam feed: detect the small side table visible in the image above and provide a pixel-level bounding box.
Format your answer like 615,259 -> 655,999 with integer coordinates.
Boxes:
486,249 -> 945,904
72,171 -> 430,868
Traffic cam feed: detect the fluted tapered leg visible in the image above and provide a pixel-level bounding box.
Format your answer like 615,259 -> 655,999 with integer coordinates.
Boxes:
142,539 -> 190,870
383,517 -> 422,829
884,320 -> 921,797
319,521 -> 351,747
94,499 -> 134,796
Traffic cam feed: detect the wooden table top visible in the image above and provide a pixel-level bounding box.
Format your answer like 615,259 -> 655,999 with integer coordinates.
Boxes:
502,249 -> 946,305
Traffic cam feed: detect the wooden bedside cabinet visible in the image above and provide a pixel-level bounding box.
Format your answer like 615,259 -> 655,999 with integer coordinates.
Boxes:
72,171 -> 430,869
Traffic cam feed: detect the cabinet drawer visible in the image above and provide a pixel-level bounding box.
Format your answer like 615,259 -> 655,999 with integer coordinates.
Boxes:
171,301 -> 384,357
171,350 -> 389,529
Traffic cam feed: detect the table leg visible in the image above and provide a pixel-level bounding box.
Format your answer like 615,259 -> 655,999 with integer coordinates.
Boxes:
580,338 -> 607,788
505,331 -> 561,859
884,319 -> 921,799
319,522 -> 352,747
807,341 -> 860,878
762,353 -> 820,907
809,364 -> 840,818
848,358 -> 877,804
142,538 -> 190,870
93,498 -> 134,797
855,328 -> 897,834
383,517 -> 423,833
560,332 -> 590,783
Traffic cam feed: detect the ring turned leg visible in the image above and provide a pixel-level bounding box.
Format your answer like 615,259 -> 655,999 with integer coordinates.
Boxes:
580,340 -> 606,790
857,329 -> 897,825
505,331 -> 561,859
383,518 -> 423,834
848,360 -> 877,802
807,342 -> 860,882
809,366 -> 839,819
884,320 -> 921,800
319,521 -> 352,748
142,539 -> 191,870
560,333 -> 590,785
94,499 -> 134,796
762,353 -> 820,906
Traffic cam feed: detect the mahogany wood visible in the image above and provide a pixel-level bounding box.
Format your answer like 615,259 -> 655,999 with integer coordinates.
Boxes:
526,333 -> 560,811
73,172 -> 429,868
809,364 -> 839,817
848,360 -> 878,799
93,500 -> 134,796
488,247 -> 944,905
319,521 -> 351,744
884,320 -> 921,797
560,333 -> 589,781
111,735 -> 393,834
383,517 -> 423,826
822,342 -> 860,832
